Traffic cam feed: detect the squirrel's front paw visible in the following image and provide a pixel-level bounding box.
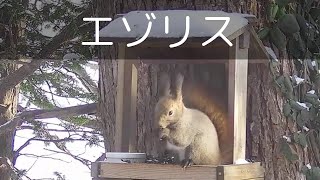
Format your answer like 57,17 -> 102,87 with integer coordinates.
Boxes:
159,134 -> 169,141
181,159 -> 193,169
159,127 -> 170,141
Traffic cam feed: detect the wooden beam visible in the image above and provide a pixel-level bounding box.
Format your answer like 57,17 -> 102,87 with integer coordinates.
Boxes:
131,40 -> 227,48
248,26 -> 270,62
98,163 -> 217,179
228,37 -> 249,163
242,15 -> 258,25
91,162 -> 100,178
114,13 -> 258,25
239,31 -> 250,49
216,163 -> 264,180
92,162 -> 264,180
129,63 -> 138,152
141,59 -> 229,64
124,39 -> 266,64
122,61 -> 135,152
140,59 -> 265,64
126,46 -> 229,61
115,44 -> 137,152
115,44 -> 126,152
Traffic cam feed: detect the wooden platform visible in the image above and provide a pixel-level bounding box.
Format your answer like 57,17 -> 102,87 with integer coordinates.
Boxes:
91,162 -> 265,180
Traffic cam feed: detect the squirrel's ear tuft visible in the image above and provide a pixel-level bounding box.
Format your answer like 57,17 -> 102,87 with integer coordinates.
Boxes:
174,73 -> 184,100
158,72 -> 171,97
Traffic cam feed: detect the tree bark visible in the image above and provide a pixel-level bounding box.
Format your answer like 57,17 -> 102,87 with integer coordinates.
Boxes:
247,60 -> 308,180
96,0 -> 309,179
0,64 -> 20,180
0,1 -> 23,179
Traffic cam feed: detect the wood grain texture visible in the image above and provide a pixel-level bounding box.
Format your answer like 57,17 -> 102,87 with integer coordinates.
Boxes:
115,44 -> 139,152
97,0 -> 311,179
94,162 -> 264,180
247,26 -> 270,61
129,63 -> 138,152
115,43 -> 126,152
228,37 -> 249,162
99,163 -> 217,180
216,163 -> 264,180
91,162 -> 100,178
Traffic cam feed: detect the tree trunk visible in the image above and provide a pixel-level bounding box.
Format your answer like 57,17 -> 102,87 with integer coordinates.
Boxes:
96,0 -> 309,179
0,64 -> 20,180
247,60 -> 308,180
0,1 -> 24,179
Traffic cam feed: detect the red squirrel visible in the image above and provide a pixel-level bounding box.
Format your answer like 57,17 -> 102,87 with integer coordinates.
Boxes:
182,77 -> 233,164
155,73 -> 222,167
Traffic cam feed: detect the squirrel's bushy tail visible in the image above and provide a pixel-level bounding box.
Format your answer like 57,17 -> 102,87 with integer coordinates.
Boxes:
182,79 -> 233,164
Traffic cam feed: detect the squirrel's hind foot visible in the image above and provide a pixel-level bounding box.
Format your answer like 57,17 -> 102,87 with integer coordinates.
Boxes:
181,159 -> 194,169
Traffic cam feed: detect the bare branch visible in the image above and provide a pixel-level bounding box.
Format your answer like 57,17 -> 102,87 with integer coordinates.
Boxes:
13,138 -> 33,164
14,135 -> 101,163
33,103 -> 97,119
29,137 -> 94,143
19,153 -> 71,163
44,148 -> 91,169
18,125 -> 101,135
0,103 -> 97,136
25,159 -> 39,174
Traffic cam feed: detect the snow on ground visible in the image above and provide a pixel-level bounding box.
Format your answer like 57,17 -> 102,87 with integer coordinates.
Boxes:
14,61 -> 104,180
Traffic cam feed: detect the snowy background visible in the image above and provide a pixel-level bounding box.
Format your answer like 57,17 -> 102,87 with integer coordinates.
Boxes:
14,61 -> 105,180
12,0 -> 106,178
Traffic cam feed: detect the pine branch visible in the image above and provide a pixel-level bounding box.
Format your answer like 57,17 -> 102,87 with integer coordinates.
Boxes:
34,7 -> 93,59
64,66 -> 98,94
0,6 -> 93,92
0,103 -> 97,136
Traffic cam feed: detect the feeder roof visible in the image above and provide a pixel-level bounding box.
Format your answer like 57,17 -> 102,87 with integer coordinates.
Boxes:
99,10 -> 253,40
98,10 -> 272,62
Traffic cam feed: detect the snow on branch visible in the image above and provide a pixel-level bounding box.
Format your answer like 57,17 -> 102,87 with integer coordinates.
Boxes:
0,6 -> 92,93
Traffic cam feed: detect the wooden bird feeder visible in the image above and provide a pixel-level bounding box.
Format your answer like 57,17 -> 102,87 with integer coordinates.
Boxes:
92,10 -> 270,180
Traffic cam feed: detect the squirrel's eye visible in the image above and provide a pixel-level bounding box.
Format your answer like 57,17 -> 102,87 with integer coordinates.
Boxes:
168,110 -> 173,116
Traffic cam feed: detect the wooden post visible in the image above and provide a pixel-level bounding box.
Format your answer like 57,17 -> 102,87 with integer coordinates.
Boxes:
115,44 -> 138,152
91,162 -> 100,179
115,44 -> 126,152
228,32 -> 249,163
129,62 -> 138,152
